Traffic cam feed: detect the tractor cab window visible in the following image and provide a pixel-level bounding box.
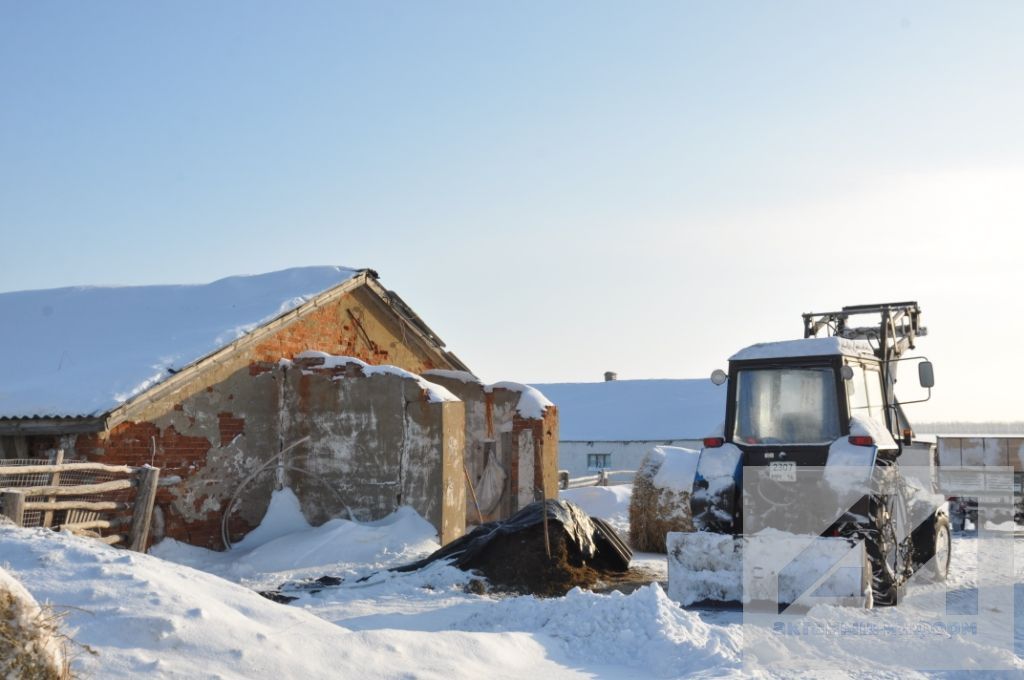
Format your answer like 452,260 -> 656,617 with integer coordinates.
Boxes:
846,363 -> 885,425
733,367 -> 841,445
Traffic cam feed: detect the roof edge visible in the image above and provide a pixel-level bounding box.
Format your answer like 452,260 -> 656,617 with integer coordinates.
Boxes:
0,416 -> 108,436
105,272 -> 370,427
104,271 -> 468,428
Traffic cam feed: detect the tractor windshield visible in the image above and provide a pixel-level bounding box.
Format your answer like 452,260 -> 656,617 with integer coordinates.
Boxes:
733,367 -> 841,445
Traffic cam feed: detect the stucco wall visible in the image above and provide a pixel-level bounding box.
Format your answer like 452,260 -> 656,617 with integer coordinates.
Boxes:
282,357 -> 465,544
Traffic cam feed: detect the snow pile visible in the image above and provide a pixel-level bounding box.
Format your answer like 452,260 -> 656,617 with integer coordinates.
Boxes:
0,567 -> 68,680
460,584 -> 741,677
153,495 -> 440,578
0,266 -> 360,417
233,506 -> 441,574
652,446 -> 700,493
3,490 -> 1023,678
559,484 -> 632,533
0,526 -> 359,679
229,487 -> 311,550
292,351 -> 459,403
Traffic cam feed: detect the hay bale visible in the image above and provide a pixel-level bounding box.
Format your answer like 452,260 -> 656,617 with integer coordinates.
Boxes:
628,446 -> 699,553
0,567 -> 70,680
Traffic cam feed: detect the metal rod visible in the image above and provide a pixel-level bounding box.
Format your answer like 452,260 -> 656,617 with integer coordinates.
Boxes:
463,463 -> 484,525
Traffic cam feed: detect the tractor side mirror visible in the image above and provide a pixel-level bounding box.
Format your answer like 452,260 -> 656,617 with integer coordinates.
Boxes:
918,361 -> 935,388
710,369 -> 728,386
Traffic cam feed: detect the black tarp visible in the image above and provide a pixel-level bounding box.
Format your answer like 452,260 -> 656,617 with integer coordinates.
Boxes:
393,499 -> 631,574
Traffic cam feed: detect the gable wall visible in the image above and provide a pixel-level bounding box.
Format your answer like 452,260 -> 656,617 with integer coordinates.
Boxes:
68,286 -> 463,549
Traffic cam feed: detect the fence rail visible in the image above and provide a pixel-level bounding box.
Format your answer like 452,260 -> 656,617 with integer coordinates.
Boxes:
0,452 -> 159,552
558,469 -> 635,490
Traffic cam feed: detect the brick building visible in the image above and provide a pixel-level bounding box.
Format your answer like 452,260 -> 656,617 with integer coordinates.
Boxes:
0,267 -> 558,549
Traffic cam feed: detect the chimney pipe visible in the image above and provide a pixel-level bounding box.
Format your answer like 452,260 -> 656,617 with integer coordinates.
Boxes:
604,371 -> 617,382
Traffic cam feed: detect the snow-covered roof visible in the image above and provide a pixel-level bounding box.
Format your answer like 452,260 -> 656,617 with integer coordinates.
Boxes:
0,266 -> 361,419
729,337 -> 876,362
529,379 -> 725,441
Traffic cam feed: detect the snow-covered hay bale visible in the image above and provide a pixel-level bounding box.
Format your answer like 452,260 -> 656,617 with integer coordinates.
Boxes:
629,446 -> 699,553
0,568 -> 70,680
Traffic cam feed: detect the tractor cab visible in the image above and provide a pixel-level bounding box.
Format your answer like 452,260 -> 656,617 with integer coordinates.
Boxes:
719,338 -> 893,469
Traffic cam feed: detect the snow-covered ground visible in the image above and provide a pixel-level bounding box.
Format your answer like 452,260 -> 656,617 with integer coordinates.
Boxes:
1,485 -> 1021,678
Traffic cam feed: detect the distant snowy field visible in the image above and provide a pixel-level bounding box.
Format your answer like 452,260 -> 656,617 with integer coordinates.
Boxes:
1,487 -> 1021,679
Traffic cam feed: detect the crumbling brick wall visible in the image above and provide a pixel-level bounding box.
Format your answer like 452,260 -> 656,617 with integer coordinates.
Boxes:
422,372 -> 560,526
68,287 -> 466,550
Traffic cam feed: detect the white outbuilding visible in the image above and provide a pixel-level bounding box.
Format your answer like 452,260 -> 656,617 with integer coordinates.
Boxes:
530,375 -> 725,479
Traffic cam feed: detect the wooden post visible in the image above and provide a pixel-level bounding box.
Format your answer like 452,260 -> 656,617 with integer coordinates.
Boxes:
128,467 -> 160,552
42,448 -> 64,528
1,490 -> 26,527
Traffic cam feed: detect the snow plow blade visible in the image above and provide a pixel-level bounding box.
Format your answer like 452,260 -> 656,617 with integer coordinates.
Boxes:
666,531 -> 871,610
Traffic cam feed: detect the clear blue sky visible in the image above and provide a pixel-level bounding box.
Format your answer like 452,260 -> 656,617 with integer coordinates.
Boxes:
2,2 -> 1022,421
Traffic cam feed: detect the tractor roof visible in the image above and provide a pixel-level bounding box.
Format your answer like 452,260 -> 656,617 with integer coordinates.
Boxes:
730,337 -> 876,362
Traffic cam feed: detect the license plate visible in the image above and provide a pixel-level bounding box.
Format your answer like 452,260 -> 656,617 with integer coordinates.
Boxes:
768,461 -> 796,482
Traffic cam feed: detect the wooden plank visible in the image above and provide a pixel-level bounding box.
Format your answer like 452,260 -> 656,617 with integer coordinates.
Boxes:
42,449 -> 64,529
0,462 -> 135,476
60,519 -> 114,532
1,490 -> 25,526
23,500 -> 124,512
128,467 -> 160,552
0,479 -> 133,497
98,534 -> 124,545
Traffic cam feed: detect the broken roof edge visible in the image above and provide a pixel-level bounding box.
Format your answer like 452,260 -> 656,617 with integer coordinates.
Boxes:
487,381 -> 555,420
422,372 -> 556,421
288,352 -> 461,404
105,270 -> 465,429
360,277 -> 471,373
421,369 -> 482,385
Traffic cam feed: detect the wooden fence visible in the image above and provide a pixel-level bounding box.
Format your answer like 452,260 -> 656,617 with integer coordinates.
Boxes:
0,451 -> 159,552
558,469 -> 635,490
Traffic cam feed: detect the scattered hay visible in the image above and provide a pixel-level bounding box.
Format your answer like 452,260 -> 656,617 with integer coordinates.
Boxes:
0,567 -> 72,680
629,448 -> 696,553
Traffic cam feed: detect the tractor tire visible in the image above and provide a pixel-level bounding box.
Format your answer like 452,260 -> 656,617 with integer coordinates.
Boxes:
864,495 -> 900,607
914,515 -> 951,583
